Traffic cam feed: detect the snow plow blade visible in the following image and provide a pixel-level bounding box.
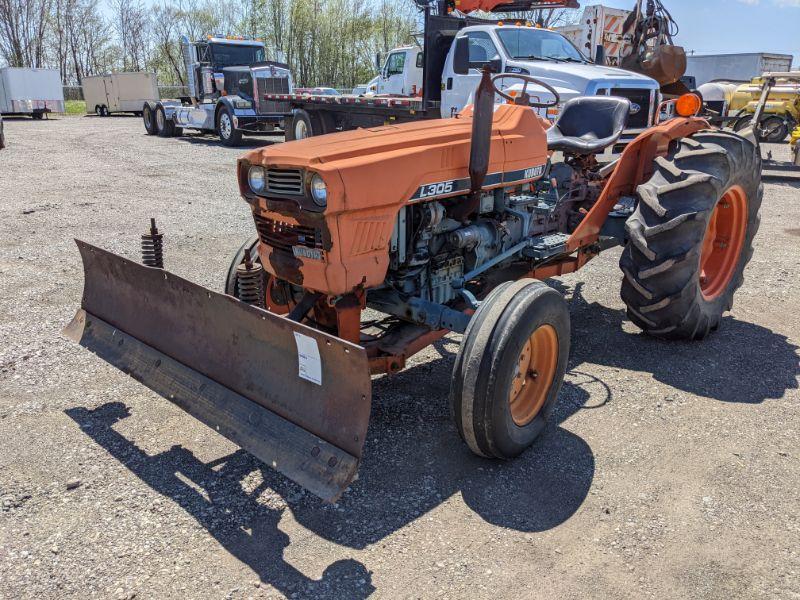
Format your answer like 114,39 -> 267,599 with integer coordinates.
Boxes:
64,241 -> 372,502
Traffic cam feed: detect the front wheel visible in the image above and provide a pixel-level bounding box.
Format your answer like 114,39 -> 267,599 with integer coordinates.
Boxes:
224,236 -> 296,313
450,279 -> 570,459
620,131 -> 762,339
217,107 -> 242,146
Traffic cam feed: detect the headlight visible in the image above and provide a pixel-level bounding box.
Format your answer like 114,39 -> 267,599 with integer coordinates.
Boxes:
248,166 -> 266,194
234,99 -> 252,109
310,173 -> 327,207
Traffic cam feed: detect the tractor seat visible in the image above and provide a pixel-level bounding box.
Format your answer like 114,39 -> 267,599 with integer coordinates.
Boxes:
546,96 -> 631,155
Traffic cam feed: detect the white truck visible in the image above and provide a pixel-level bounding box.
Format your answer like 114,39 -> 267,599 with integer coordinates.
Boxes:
272,10 -> 660,147
0,67 -> 65,118
143,36 -> 293,146
83,72 -> 159,116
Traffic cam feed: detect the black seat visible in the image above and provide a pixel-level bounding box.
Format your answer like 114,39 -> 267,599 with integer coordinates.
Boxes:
546,96 -> 631,155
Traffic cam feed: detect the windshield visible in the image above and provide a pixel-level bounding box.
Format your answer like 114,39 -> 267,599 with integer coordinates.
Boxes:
495,28 -> 586,63
210,43 -> 266,68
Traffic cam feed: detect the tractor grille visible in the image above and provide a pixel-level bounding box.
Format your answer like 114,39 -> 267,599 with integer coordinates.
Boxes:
609,88 -> 652,129
266,168 -> 304,196
253,214 -> 322,253
256,76 -> 291,114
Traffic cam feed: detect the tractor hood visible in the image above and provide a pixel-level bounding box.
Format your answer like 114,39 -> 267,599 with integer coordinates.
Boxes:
240,103 -> 550,214
239,104 -> 551,295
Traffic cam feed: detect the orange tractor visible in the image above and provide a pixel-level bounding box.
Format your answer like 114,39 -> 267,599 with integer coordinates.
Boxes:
66,66 -> 762,502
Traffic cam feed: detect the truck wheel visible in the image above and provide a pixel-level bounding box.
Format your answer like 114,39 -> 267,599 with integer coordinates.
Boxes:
620,131 -> 762,340
224,236 -> 293,314
100,105 -> 109,117
318,111 -> 337,134
450,279 -> 570,459
94,105 -> 103,116
31,112 -> 44,120
142,105 -> 158,135
155,105 -> 177,137
285,110 -> 316,141
217,107 -> 242,146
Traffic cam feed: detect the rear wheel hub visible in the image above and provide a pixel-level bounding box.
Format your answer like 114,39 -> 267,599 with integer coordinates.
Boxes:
699,185 -> 748,301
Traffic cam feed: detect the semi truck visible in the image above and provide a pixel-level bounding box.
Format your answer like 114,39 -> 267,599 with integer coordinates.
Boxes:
0,67 -> 64,118
83,71 -> 159,116
275,3 -> 661,150
142,36 -> 293,146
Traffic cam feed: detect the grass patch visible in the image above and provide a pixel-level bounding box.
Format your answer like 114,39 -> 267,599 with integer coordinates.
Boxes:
64,100 -> 86,116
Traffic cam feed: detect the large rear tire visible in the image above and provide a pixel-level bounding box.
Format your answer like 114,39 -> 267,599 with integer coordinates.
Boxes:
620,131 -> 762,339
285,109 -> 318,141
155,105 -> 179,138
142,104 -> 158,135
450,279 -> 570,459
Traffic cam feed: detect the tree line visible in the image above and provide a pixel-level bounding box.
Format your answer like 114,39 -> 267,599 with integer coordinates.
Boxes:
0,0 -> 419,88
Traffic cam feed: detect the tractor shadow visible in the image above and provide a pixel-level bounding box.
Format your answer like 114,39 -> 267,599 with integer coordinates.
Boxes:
66,402 -> 376,599
561,281 -> 799,404
65,345 -> 599,591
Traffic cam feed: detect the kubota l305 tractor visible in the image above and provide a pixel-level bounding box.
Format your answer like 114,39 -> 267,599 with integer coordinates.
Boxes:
66,70 -> 762,501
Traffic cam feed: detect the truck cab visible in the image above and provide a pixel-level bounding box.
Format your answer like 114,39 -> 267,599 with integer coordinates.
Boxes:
377,46 -> 424,96
440,24 -> 660,137
144,36 -> 293,146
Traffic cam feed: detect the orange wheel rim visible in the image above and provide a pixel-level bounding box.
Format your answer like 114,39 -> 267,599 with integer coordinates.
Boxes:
508,324 -> 559,427
699,185 -> 748,301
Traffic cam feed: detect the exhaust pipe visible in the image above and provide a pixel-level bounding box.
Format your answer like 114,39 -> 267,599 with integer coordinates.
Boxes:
469,66 -> 495,194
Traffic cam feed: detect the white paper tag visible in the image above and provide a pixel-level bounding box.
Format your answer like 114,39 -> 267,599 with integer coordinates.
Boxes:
293,332 -> 322,385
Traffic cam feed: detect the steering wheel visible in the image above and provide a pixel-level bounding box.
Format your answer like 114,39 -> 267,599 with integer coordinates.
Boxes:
491,73 -> 560,108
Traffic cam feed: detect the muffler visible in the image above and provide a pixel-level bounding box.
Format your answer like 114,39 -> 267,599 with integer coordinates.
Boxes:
64,240 -> 372,502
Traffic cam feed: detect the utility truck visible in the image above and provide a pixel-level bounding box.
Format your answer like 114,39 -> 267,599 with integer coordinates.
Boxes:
276,0 -> 661,150
142,36 -> 293,146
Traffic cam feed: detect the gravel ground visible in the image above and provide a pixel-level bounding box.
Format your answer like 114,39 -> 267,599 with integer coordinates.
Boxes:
0,115 -> 798,599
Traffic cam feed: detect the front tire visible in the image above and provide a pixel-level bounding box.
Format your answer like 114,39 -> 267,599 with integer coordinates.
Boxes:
217,107 -> 242,146
450,280 -> 570,459
224,236 -> 295,314
620,131 -> 762,339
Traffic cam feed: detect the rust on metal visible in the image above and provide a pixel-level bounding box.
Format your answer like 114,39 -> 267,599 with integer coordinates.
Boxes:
64,240 -> 372,502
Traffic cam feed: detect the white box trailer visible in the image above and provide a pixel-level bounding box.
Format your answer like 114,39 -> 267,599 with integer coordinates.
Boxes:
0,67 -> 64,117
686,53 -> 794,86
82,72 -> 158,116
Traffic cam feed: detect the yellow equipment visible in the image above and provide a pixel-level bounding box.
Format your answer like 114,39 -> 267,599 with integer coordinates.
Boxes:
731,74 -> 800,142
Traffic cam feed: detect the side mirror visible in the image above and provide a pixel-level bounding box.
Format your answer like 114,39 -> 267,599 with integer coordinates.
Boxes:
375,52 -> 382,72
488,58 -> 502,73
453,37 -> 469,75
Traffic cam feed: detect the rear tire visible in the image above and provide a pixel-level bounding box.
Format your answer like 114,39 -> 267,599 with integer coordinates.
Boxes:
155,105 -> 178,137
620,131 -> 762,339
450,279 -> 570,459
142,105 -> 157,135
285,109 -> 317,141
217,107 -> 242,146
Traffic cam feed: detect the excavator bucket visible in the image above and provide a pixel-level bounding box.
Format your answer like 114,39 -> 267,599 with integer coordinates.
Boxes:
64,241 -> 372,502
622,45 -> 687,88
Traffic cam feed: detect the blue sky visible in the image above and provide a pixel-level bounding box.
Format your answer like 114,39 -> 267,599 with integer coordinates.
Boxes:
581,0 -> 799,65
